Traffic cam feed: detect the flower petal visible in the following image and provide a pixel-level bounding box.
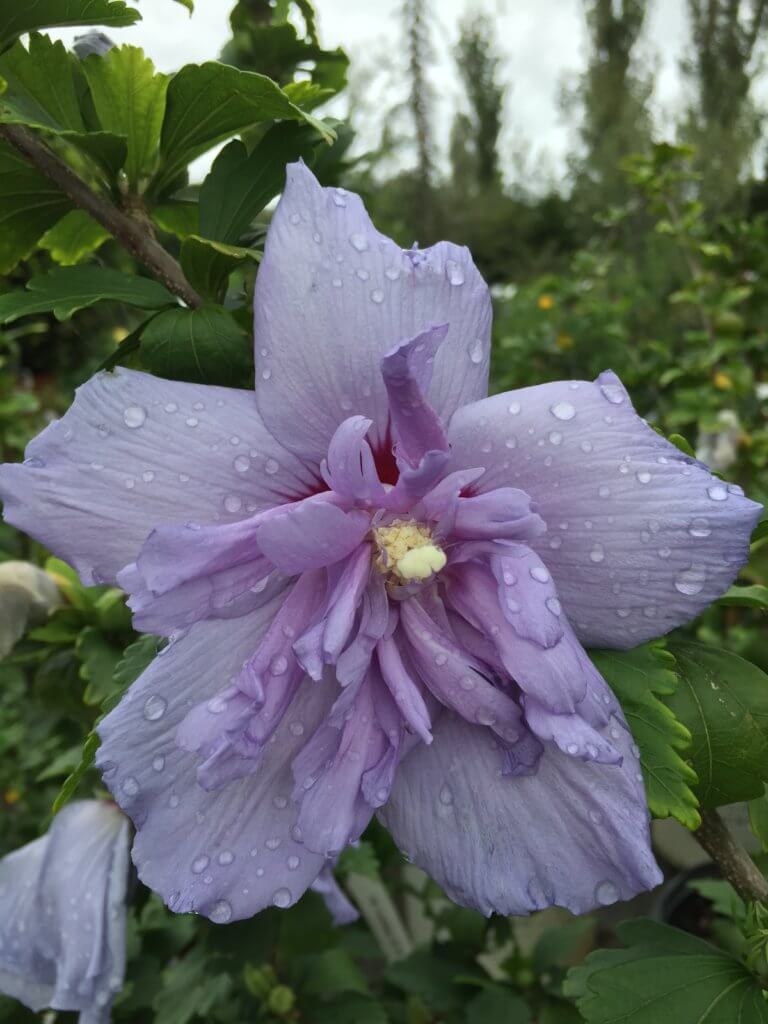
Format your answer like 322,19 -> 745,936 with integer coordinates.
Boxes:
254,162 -> 491,462
379,710 -> 661,916
0,368 -> 318,586
381,325 -> 449,466
0,800 -> 129,1019
447,371 -> 762,647
256,501 -> 370,575
96,598 -> 332,921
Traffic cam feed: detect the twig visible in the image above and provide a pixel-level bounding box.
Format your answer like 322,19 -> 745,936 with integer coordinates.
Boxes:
0,123 -> 202,309
694,807 -> 768,904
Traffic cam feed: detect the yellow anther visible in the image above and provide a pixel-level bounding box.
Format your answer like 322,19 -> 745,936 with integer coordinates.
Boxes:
396,544 -> 446,580
373,520 -> 446,581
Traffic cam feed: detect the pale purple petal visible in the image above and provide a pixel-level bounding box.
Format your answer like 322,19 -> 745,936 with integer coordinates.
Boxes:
523,698 -> 622,765
452,489 -> 545,543
0,368 -> 317,586
322,416 -> 387,505
256,502 -> 370,574
381,325 -> 449,466
447,370 -> 762,647
0,801 -> 129,1021
310,864 -> 359,925
379,710 -> 661,916
399,598 -> 524,743
376,633 -> 433,743
336,574 -> 389,688
96,599 -> 332,921
254,162 -> 491,462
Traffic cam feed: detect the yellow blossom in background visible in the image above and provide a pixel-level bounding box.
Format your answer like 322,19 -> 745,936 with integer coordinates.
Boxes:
713,371 -> 734,390
537,293 -> 554,311
556,332 -> 574,350
4,788 -> 20,805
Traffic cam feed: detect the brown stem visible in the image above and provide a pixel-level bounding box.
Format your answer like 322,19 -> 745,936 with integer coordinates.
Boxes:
0,123 -> 202,309
694,808 -> 768,904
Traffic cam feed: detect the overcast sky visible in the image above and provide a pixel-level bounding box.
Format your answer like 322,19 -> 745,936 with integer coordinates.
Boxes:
52,0 -> 768,184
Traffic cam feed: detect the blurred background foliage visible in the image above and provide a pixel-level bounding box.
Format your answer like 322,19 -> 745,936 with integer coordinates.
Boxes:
1,0 -> 768,1022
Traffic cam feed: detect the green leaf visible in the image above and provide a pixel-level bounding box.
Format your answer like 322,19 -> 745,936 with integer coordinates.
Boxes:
465,987 -> 532,1024
532,916 -> 596,974
152,199 -> 198,238
300,949 -> 369,998
565,918 -> 766,1023
667,432 -> 696,458
0,35 -> 128,176
157,61 -> 332,187
335,840 -> 381,881
170,0 -> 193,10
0,140 -> 72,272
386,953 -> 464,1013
309,995 -> 388,1024
154,948 -> 232,1024
717,584 -> 768,609
77,625 -> 124,705
82,45 -> 168,187
179,235 -> 258,302
0,0 -> 140,53
0,34 -> 84,132
39,209 -> 109,264
0,265 -> 175,322
666,640 -> 768,807
52,731 -> 99,812
591,643 -> 700,829
198,123 -> 319,244
140,304 -> 253,386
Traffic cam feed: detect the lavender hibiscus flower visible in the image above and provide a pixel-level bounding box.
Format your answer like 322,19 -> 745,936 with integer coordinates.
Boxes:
0,800 -> 130,1022
0,164 -> 760,924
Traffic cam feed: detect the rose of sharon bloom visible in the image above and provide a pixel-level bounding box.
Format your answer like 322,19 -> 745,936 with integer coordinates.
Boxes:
0,801 -> 130,1023
0,164 -> 760,924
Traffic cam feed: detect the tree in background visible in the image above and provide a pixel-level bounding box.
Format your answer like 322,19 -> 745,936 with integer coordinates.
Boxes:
400,0 -> 439,241
681,0 -> 768,214
568,0 -> 653,222
450,13 -> 504,194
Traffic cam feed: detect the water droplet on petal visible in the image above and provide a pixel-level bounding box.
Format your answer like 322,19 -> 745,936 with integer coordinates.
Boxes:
272,888 -> 291,908
674,566 -> 706,596
688,517 -> 711,538
210,900 -> 232,923
468,339 -> 483,364
550,400 -> 576,421
707,484 -> 728,501
234,455 -> 249,473
589,543 -> 605,563
143,695 -> 167,721
636,470 -> 651,484
152,755 -> 165,772
600,383 -> 625,405
545,596 -> 561,615
270,655 -> 288,676
508,400 -> 521,415
185,416 -> 198,427
598,485 -> 610,498
265,458 -> 280,475
370,288 -> 384,303
595,880 -> 619,905
164,403 -> 178,413
121,776 -> 139,797
217,850 -> 234,866
289,212 -> 301,225
350,232 -> 368,252
439,785 -> 454,805
287,855 -> 300,870
548,430 -> 562,446
445,259 -> 464,286
224,495 -> 242,513
530,565 -> 550,583
123,405 -> 146,428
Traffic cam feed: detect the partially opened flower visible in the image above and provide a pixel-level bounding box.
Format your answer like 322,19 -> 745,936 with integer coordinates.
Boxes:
0,164 -> 760,922
0,800 -> 130,1022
